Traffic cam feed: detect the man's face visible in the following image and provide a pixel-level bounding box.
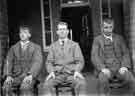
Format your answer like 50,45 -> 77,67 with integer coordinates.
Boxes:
102,22 -> 114,36
57,24 -> 69,39
19,28 -> 31,41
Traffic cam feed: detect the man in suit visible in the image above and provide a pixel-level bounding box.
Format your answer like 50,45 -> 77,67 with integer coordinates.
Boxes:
91,18 -> 135,96
42,22 -> 87,96
2,25 -> 42,96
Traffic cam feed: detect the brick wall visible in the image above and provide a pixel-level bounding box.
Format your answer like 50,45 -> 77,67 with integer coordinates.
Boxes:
90,0 -> 101,37
130,0 -> 135,70
123,0 -> 131,49
0,0 -> 8,76
0,0 -> 8,94
0,0 -> 8,36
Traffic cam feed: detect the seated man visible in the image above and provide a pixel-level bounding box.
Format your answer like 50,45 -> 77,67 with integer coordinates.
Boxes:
2,25 -> 42,96
91,18 -> 135,96
42,22 -> 87,96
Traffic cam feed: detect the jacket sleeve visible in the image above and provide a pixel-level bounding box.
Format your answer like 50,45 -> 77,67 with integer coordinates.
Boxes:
29,45 -> 43,78
46,45 -> 55,73
4,47 -> 14,77
74,43 -> 84,72
119,36 -> 131,69
91,37 -> 105,71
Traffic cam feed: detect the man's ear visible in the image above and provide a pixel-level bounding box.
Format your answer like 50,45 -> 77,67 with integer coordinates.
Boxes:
67,30 -> 69,34
56,30 -> 59,35
28,33 -> 31,38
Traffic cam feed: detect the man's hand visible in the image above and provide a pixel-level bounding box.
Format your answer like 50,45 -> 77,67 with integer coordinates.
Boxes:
74,71 -> 84,80
21,75 -> 33,88
119,67 -> 128,75
22,75 -> 33,85
101,68 -> 111,78
46,72 -> 55,81
4,76 -> 14,85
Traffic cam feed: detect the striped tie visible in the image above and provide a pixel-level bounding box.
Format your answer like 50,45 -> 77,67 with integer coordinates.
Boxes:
62,40 -> 64,46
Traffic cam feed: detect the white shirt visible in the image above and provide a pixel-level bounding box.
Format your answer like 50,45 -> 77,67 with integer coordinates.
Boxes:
20,41 -> 30,50
103,34 -> 113,42
59,38 -> 68,46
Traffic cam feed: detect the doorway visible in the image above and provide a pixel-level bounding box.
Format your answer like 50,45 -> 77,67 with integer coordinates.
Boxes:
61,6 -> 94,72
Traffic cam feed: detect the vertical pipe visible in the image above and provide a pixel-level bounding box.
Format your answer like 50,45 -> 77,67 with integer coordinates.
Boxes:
40,0 -> 46,50
6,60 -> 8,77
130,0 -> 135,70
70,29 -> 72,40
0,40 -> 1,78
49,0 -> 54,43
108,0 -> 111,17
100,0 -> 103,33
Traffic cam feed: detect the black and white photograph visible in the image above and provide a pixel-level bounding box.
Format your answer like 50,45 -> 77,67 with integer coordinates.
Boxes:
0,0 -> 135,96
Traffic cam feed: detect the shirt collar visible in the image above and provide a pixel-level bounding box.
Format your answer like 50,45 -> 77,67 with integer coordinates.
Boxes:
59,38 -> 68,45
20,40 -> 30,46
103,34 -> 113,42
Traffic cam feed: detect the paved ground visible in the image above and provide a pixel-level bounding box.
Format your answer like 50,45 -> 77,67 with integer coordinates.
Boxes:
85,73 -> 134,96
38,72 -> 135,96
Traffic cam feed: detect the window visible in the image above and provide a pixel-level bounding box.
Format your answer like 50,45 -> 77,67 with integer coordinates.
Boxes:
40,0 -> 53,51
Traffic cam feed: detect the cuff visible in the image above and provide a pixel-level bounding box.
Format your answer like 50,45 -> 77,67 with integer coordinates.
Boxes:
120,67 -> 128,71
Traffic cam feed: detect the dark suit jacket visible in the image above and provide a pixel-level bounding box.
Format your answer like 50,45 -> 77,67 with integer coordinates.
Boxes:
4,41 -> 42,79
46,39 -> 84,74
91,33 -> 131,71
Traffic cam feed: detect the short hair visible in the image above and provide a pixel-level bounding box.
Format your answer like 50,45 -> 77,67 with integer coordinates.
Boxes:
20,25 -> 31,33
57,21 -> 68,28
103,18 -> 114,24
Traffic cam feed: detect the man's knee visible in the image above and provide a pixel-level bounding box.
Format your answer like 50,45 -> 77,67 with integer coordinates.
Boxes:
121,71 -> 134,82
20,82 -> 33,92
98,72 -> 109,83
43,79 -> 54,88
74,78 -> 87,89
79,79 -> 86,86
41,79 -> 55,93
39,79 -> 55,95
120,71 -> 135,92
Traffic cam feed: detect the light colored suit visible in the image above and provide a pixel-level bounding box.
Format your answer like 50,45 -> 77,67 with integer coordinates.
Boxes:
3,41 -> 42,96
46,39 -> 84,73
42,39 -> 87,96
91,33 -> 131,71
91,33 -> 135,95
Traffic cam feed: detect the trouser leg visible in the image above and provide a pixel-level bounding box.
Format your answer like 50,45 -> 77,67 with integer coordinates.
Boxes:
2,82 -> 15,96
20,81 -> 35,96
41,74 -> 64,96
41,79 -> 56,96
20,87 -> 34,96
119,71 -> 135,95
41,73 -> 87,96
98,72 -> 110,96
66,74 -> 87,96
73,78 -> 87,96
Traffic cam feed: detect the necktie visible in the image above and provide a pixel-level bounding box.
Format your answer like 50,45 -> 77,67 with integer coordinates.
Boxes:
62,40 -> 64,46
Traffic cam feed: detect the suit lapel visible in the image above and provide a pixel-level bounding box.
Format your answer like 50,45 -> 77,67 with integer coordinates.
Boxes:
14,41 -> 34,58
26,42 -> 34,57
112,34 -> 118,49
14,42 -> 21,58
